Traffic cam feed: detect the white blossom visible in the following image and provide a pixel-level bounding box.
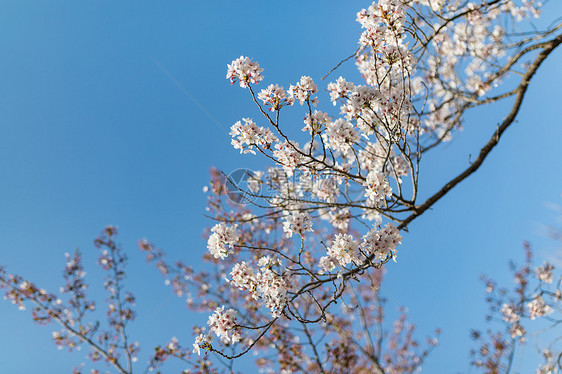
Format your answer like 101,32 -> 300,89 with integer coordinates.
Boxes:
282,212 -> 313,238
536,263 -> 554,284
500,303 -> 520,323
227,56 -> 264,88
363,171 -> 392,203
289,76 -> 318,105
527,296 -> 553,320
207,306 -> 241,344
207,223 -> 239,260
258,84 -> 294,111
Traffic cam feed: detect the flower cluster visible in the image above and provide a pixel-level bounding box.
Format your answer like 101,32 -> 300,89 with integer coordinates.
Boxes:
207,306 -> 241,344
363,171 -> 392,204
302,110 -> 331,135
226,56 -> 264,88
258,84 -> 294,111
272,142 -> 304,176
288,76 -> 318,105
312,175 -> 339,203
527,295 -> 553,320
282,212 -> 313,238
319,224 -> 401,274
361,223 -> 402,261
228,256 -> 288,317
192,334 -> 212,356
415,0 -> 544,138
500,303 -> 520,323
536,262 -> 554,283
207,223 -> 239,260
322,118 -> 360,157
327,77 -> 355,105
230,118 -> 277,155
324,234 -> 361,269
357,0 -> 410,64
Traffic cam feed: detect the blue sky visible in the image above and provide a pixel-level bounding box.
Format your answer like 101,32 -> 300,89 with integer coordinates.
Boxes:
0,1 -> 561,372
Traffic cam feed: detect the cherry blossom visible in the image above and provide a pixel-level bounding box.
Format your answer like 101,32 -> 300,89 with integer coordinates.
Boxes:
258,84 -> 294,111
207,306 -> 241,344
226,56 -> 264,88
527,295 -> 553,320
207,222 -> 239,260
288,76 -> 318,106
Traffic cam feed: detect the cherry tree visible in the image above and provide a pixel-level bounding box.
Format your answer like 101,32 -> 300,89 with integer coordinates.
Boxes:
1,0 -> 561,373
469,239 -> 561,373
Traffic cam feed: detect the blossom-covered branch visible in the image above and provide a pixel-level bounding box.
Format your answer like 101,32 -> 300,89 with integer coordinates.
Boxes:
0,227 -> 139,374
184,0 -> 561,364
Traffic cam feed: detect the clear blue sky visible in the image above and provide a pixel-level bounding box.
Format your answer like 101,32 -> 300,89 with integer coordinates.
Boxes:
0,1 -> 561,372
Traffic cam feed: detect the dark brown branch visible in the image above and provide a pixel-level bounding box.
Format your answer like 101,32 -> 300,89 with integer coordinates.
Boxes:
399,32 -> 562,230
